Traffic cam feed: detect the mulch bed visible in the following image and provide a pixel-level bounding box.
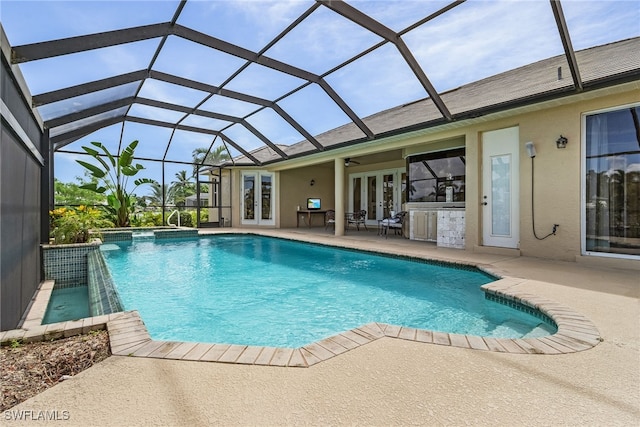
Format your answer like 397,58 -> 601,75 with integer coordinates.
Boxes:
0,330 -> 111,411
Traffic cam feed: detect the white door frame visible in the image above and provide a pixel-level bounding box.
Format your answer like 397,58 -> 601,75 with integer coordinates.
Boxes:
349,168 -> 405,225
240,170 -> 275,226
482,127 -> 520,248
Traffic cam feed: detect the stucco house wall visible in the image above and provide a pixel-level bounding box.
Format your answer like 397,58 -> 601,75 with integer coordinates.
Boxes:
280,165 -> 335,228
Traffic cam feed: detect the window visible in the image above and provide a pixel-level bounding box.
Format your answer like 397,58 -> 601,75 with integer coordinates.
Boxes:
407,148 -> 466,203
584,105 -> 640,257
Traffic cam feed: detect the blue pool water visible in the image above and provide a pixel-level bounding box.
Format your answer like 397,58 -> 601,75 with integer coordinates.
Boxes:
43,286 -> 90,324
101,235 -> 554,347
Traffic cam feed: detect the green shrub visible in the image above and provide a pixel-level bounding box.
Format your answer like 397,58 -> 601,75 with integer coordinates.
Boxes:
187,210 -> 208,225
131,212 -> 163,227
50,206 -> 113,244
167,211 -> 193,227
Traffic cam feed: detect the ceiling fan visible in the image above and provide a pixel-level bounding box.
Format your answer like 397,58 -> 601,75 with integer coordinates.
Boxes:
344,158 -> 360,167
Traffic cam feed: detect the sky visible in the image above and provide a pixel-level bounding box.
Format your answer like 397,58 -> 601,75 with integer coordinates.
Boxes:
1,0 -> 639,194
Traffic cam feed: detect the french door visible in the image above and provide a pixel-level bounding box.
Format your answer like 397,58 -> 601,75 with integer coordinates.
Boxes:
349,168 -> 405,225
241,171 -> 275,226
482,127 -> 520,248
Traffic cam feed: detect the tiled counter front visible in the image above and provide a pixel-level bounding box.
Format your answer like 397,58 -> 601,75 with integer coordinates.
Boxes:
437,209 -> 465,249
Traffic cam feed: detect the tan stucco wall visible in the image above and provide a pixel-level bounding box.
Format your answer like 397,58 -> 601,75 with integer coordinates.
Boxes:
467,89 -> 639,261
280,164 -> 335,228
229,169 -> 239,227
517,104 -> 580,260
377,86 -> 638,262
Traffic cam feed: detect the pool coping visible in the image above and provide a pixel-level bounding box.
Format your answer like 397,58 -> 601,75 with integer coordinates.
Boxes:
1,275 -> 602,367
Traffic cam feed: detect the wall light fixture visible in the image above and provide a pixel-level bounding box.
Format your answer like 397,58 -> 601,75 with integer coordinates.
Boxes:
556,135 -> 568,149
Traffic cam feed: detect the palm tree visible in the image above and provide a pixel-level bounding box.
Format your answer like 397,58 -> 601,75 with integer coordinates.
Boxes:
147,182 -> 174,207
171,170 -> 196,207
192,146 -> 231,177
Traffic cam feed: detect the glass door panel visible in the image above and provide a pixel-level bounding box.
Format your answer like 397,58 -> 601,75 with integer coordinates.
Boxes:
243,174 -> 255,221
367,176 -> 377,220
261,174 -> 272,220
352,177 -> 362,211
241,171 -> 274,225
382,173 -> 394,218
491,154 -> 512,236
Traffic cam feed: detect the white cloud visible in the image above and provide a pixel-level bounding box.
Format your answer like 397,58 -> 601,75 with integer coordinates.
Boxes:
230,0 -> 312,32
403,0 -> 562,91
326,43 -> 426,117
346,0 -> 452,32
96,42 -> 155,76
265,5 -> 382,73
245,108 -> 303,146
561,0 -> 640,49
627,163 -> 640,173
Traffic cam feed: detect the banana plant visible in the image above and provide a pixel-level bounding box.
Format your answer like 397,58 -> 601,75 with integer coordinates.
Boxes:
77,140 -> 156,227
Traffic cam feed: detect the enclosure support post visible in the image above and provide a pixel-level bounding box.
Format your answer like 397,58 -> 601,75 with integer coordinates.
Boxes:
334,158 -> 345,236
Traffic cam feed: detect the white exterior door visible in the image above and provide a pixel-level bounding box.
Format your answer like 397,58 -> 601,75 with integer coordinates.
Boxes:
350,168 -> 404,225
482,127 -> 520,248
241,171 -> 275,226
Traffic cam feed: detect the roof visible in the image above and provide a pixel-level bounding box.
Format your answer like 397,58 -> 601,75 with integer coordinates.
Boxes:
1,0 -> 638,172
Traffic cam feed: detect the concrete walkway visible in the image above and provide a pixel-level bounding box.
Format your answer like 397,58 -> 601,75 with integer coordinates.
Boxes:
5,229 -> 639,426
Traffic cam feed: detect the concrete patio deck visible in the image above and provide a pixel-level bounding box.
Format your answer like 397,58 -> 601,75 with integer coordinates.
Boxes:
4,228 -> 639,426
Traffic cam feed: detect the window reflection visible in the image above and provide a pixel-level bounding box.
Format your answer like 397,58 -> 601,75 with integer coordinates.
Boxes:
407,148 -> 466,203
585,106 -> 640,256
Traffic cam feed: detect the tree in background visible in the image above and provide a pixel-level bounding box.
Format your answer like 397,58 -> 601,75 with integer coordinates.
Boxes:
191,146 -> 231,178
170,170 -> 196,208
54,176 -> 107,207
146,182 -> 175,207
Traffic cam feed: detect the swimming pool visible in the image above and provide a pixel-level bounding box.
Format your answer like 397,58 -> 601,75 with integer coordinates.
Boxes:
101,235 -> 555,348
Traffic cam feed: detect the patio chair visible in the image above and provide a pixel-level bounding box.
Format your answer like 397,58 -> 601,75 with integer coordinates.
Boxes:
380,211 -> 407,238
325,209 -> 336,230
347,209 -> 368,231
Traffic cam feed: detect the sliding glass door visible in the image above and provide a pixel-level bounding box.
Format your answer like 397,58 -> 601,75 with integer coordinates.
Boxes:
583,104 -> 640,258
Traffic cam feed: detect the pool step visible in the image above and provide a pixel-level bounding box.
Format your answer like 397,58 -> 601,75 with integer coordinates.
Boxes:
99,244 -> 121,251
522,322 -> 556,338
492,320 -> 554,338
132,232 -> 154,240
492,320 -> 532,337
